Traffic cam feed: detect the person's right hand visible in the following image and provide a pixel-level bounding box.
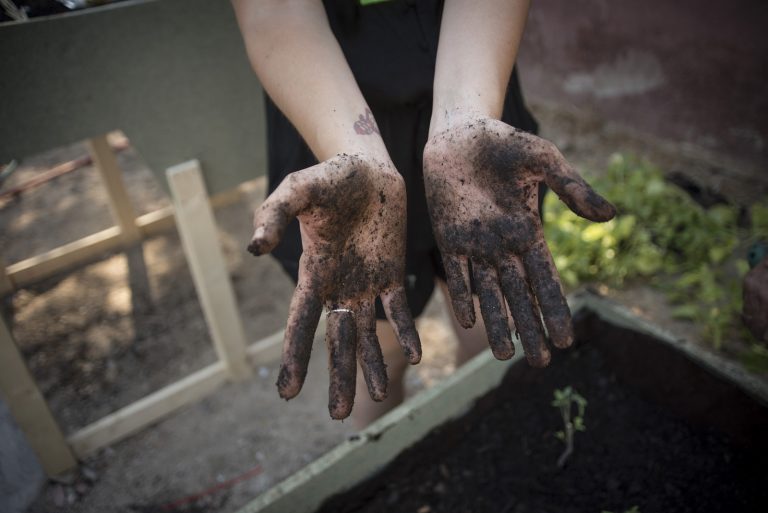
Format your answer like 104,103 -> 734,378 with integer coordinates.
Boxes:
248,154 -> 421,420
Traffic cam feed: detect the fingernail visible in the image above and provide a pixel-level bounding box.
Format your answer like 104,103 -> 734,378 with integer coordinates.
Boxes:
276,365 -> 299,400
491,345 -> 515,361
527,348 -> 552,368
253,226 -> 265,239
370,387 -> 387,402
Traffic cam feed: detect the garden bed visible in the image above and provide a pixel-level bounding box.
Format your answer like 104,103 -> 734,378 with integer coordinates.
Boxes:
238,293 -> 768,513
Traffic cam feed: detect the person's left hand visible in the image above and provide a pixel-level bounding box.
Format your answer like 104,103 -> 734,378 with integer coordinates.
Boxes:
424,117 -> 616,367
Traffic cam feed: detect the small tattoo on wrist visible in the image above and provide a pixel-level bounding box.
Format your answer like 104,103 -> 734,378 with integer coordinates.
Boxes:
354,108 -> 380,135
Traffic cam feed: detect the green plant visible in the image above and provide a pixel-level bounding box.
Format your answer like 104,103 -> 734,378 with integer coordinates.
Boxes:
552,386 -> 587,467
740,344 -> 768,373
750,203 -> 768,242
544,153 -> 759,348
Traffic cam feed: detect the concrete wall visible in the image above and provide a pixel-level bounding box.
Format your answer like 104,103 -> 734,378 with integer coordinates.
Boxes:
0,0 -> 267,195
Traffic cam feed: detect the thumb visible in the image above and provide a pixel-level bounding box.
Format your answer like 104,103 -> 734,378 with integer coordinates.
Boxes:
247,172 -> 309,256
545,158 -> 616,222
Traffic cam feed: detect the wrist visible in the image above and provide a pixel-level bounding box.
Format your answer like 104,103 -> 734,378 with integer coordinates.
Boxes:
428,91 -> 504,139
428,103 -> 497,140
313,107 -> 392,163
316,133 -> 390,163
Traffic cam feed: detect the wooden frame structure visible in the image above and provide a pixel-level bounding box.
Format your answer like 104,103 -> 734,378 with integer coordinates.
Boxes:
0,137 -> 249,297
0,138 -> 281,476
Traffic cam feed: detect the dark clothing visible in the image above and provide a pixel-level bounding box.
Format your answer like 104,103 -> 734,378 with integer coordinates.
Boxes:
265,0 -> 539,318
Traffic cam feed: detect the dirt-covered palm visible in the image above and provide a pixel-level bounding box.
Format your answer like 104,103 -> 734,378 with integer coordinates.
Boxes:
248,153 -> 421,419
424,118 -> 615,367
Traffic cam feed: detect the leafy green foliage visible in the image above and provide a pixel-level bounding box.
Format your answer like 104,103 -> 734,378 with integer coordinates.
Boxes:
740,344 -> 768,373
544,154 -> 763,348
751,203 -> 768,241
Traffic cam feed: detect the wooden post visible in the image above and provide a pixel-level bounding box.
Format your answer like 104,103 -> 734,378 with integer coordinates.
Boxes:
88,135 -> 141,244
0,315 -> 77,476
166,160 -> 252,380
0,259 -> 12,296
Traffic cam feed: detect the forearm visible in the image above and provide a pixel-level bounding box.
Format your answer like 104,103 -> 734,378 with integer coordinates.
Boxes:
430,0 -> 531,136
231,0 -> 388,161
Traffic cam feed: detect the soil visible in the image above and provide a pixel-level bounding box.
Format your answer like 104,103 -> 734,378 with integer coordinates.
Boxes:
317,316 -> 768,513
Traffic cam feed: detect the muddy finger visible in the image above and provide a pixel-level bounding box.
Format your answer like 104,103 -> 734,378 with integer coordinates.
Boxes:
326,309 -> 357,420
248,174 -> 308,256
355,300 -> 388,402
276,279 -> 323,400
442,254 -> 476,329
381,287 -> 422,364
544,158 -> 616,223
521,240 -> 574,349
472,260 -> 514,360
498,257 -> 550,367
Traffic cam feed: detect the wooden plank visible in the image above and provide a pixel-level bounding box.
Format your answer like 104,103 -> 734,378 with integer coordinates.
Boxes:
135,188 -> 246,238
167,160 -> 252,380
0,315 -> 77,476
136,205 -> 176,237
135,181 -> 253,237
88,135 -> 141,244
67,361 -> 228,458
3,178 -> 257,292
7,226 -> 123,287
67,325 -> 285,458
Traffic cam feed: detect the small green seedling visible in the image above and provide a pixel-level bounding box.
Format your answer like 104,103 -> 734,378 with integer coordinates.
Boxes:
552,386 -> 587,467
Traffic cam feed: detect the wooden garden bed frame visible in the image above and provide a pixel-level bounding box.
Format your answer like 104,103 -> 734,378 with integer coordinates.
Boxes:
0,136 -> 282,476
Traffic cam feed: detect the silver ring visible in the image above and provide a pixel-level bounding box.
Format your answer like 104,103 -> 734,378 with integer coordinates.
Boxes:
329,308 -> 353,314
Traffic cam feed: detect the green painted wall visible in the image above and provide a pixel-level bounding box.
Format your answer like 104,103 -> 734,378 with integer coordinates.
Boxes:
1,0 -> 267,195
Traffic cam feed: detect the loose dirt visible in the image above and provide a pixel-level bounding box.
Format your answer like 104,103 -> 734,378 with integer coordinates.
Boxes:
317,326 -> 768,513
